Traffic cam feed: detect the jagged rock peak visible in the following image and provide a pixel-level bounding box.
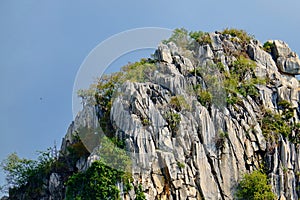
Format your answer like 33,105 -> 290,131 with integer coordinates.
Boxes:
3,29 -> 300,200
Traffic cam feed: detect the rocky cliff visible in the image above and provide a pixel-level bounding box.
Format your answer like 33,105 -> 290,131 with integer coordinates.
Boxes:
4,29 -> 300,200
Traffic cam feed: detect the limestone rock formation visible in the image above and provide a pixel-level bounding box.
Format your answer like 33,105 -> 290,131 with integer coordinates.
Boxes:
270,40 -> 300,75
3,29 -> 300,200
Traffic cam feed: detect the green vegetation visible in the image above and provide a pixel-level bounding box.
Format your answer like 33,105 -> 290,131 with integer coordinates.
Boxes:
222,28 -> 254,45
169,95 -> 190,111
142,118 -> 151,126
263,41 -> 275,53
66,160 -> 124,200
224,56 -> 264,104
78,59 -> 156,114
93,59 -> 157,136
177,161 -> 185,169
291,122 -> 300,144
189,31 -> 212,46
121,59 -> 157,83
261,100 -> 296,143
190,56 -> 262,106
1,149 -> 56,194
95,72 -> 123,113
277,100 -> 294,120
65,133 -> 132,199
163,28 -> 212,63
66,143 -> 88,166
163,28 -> 190,49
67,59 -> 156,199
196,89 -> 212,108
96,135 -> 131,172
215,131 -> 228,150
135,184 -> 146,200
164,111 -> 181,133
190,62 -> 226,108
235,170 -> 276,200
230,56 -> 256,80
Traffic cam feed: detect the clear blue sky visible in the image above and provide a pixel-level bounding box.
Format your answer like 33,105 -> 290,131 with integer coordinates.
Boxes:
1,0 -> 300,193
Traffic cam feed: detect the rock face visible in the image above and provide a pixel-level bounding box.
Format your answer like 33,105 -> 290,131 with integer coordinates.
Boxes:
4,30 -> 300,200
108,34 -> 300,199
271,40 -> 300,75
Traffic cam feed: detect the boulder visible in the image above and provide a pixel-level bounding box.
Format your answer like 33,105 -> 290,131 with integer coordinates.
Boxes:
155,44 -> 173,63
277,55 -> 300,75
273,40 -> 300,75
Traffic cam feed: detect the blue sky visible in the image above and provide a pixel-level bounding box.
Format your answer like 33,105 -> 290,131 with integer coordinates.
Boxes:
1,0 -> 300,193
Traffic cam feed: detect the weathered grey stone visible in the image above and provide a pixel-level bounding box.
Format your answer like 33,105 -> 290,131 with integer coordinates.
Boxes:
186,186 -> 197,197
273,40 -> 292,58
277,56 -> 300,75
247,43 -> 279,78
172,179 -> 183,189
152,174 -> 164,194
156,43 -> 173,63
270,40 -> 300,75
167,42 -> 179,56
210,33 -> 223,51
48,173 -> 63,200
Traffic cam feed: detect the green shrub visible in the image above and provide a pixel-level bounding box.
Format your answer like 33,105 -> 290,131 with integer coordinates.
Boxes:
277,100 -> 293,120
94,59 -> 157,137
1,149 -> 55,194
197,89 -> 212,107
164,111 -> 181,132
263,41 -> 274,53
216,62 -> 226,72
223,56 -> 264,103
261,109 -> 292,142
226,94 -> 242,105
177,161 -> 185,169
66,135 -> 90,166
66,160 -> 123,200
235,170 -> 276,200
191,63 -> 226,108
96,135 -> 131,172
262,100 -> 298,144
215,131 -> 228,150
222,28 -> 254,45
94,59 -> 156,113
169,95 -> 190,111
122,60 -> 157,83
163,28 -> 189,48
135,184 -> 146,200
142,118 -> 151,126
230,56 -> 256,81
190,56 -> 262,106
189,31 -> 212,46
290,123 -> 300,144
95,72 -> 123,113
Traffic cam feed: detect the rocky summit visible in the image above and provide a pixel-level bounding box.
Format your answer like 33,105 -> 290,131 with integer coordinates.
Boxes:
3,29 -> 300,200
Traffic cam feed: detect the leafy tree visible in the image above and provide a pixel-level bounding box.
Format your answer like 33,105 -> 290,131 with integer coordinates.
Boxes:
163,28 -> 189,48
66,160 -> 123,200
1,149 -> 54,193
235,170 -> 276,200
96,135 -> 131,172
1,153 -> 36,190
